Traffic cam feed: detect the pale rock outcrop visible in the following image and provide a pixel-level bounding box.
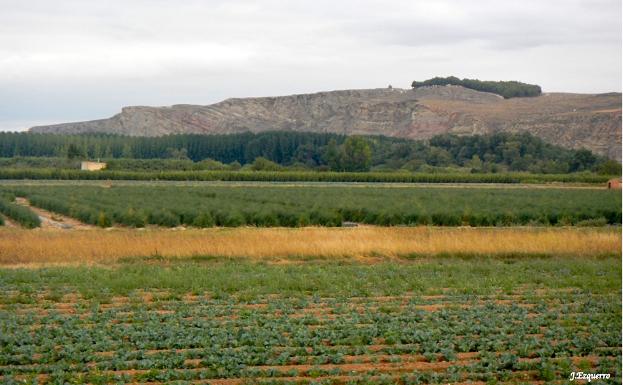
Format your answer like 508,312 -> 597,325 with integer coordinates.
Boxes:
30,86 -> 622,160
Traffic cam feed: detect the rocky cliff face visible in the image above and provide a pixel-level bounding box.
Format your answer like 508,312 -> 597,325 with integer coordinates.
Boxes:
29,86 -> 622,160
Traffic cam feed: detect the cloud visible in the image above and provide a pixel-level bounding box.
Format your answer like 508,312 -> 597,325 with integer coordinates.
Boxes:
0,0 -> 620,130
342,0 -> 621,49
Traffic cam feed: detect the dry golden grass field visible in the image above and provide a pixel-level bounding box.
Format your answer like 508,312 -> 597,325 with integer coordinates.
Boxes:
0,226 -> 619,266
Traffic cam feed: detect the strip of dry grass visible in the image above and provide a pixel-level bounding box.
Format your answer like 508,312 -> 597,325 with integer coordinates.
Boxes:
0,227 -> 619,266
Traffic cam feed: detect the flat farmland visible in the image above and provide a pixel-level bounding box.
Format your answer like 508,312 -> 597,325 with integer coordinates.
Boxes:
0,257 -> 620,384
0,182 -> 620,228
0,181 -> 620,384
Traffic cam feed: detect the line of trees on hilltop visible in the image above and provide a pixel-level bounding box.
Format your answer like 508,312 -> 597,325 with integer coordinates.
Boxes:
411,76 -> 542,98
0,131 -> 619,175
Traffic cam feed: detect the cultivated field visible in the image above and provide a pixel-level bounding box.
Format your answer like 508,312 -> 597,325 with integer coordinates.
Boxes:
0,181 -> 620,384
0,183 -> 620,228
0,257 -> 620,384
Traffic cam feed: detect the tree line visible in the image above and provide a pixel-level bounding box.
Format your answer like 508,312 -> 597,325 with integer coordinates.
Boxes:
411,76 -> 542,98
0,131 -> 618,174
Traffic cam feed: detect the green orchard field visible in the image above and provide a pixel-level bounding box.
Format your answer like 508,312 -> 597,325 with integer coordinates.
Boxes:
1,183 -> 620,228
0,256 -> 620,384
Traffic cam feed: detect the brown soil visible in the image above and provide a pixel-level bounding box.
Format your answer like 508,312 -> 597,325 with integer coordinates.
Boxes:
2,355 -> 611,385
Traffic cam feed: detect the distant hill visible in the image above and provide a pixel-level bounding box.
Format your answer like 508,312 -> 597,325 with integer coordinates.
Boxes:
29,85 -> 622,160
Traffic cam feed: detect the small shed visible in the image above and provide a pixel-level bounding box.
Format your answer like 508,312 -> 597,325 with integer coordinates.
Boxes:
606,178 -> 621,189
81,161 -> 107,171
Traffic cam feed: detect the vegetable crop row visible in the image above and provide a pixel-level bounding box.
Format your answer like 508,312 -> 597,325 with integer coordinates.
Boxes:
0,292 -> 620,384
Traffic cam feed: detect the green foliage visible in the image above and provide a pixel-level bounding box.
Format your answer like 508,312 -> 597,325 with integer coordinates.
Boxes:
339,136 -> 372,172
0,256 -> 620,383
96,211 -> 112,228
596,159 -> 622,175
228,160 -> 242,170
0,157 -> 81,169
119,208 -> 147,228
196,158 -> 227,170
0,168 -> 612,184
411,76 -> 542,98
570,149 -> 598,172
106,158 -> 196,171
323,139 -> 341,171
0,131 -> 616,174
323,136 -> 374,171
66,143 -> 85,159
166,147 -> 189,160
0,198 -> 41,228
427,132 -> 612,173
192,212 -> 215,227
28,195 -> 100,227
3,184 -> 619,228
251,156 -> 282,171
147,209 -> 180,227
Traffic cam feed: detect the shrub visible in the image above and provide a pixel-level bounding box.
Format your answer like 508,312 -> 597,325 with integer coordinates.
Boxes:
119,208 -> 146,228
467,214 -> 493,227
431,213 -> 462,226
69,205 -> 99,225
275,211 -> 298,227
148,209 -> 180,227
0,198 -> 41,228
97,211 -> 112,228
223,212 -> 245,227
600,209 -> 622,225
192,212 -> 215,227
251,157 -> 282,171
177,210 -> 198,226
297,213 -> 311,227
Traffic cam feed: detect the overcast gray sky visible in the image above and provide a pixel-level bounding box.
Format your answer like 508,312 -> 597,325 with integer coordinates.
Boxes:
1,0 -> 621,131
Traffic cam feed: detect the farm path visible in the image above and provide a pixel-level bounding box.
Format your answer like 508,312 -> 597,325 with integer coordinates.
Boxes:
14,197 -> 95,230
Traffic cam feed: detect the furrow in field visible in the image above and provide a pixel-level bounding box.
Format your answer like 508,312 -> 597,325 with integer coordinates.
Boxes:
1,356 -> 611,384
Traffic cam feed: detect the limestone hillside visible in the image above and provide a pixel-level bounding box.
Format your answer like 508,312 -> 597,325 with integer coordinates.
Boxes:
29,86 -> 622,160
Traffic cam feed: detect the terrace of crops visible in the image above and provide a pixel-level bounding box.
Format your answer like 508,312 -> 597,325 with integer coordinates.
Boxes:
0,183 -> 620,228
0,257 -> 620,384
